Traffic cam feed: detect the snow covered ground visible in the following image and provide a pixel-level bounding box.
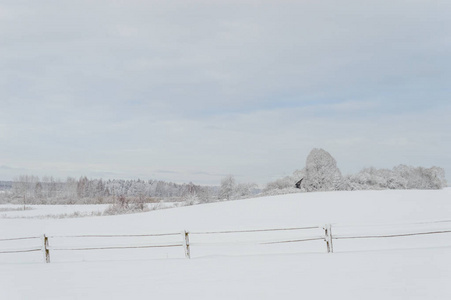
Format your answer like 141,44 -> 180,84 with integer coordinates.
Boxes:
0,202 -> 176,218
0,204 -> 108,218
1,188 -> 451,299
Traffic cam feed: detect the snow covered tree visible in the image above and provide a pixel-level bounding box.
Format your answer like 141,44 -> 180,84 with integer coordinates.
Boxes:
234,182 -> 258,198
426,166 -> 447,189
219,175 -> 236,200
344,165 -> 447,191
393,165 -> 447,189
12,175 -> 39,208
264,169 -> 305,192
182,192 -> 200,205
303,148 -> 343,192
260,169 -> 306,196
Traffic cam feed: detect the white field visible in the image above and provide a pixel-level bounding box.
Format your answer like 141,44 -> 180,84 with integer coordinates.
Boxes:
0,202 -> 176,218
0,204 -> 109,217
1,189 -> 451,299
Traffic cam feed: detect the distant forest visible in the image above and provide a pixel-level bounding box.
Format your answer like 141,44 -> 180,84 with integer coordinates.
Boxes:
0,177 -> 219,205
0,148 -> 447,206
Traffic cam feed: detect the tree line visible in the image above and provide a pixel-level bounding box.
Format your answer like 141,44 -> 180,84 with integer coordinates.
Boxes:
0,176 -> 218,205
1,148 -> 447,206
262,148 -> 447,195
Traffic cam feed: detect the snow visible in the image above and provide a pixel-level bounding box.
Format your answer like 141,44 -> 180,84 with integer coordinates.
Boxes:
0,203 -> 176,218
0,204 -> 108,218
1,188 -> 451,299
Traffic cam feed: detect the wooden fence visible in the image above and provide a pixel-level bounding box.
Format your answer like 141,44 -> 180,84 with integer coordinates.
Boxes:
1,221 -> 451,263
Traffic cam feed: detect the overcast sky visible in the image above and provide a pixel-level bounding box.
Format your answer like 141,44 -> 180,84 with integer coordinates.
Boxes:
1,0 -> 450,185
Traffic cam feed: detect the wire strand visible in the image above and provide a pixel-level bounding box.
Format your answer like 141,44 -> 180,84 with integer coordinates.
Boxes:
0,248 -> 41,254
0,236 -> 40,242
48,233 -> 180,239
51,244 -> 183,251
334,229 -> 451,240
191,226 -> 319,235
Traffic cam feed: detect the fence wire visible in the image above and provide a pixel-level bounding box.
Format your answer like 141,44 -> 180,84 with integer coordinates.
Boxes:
0,236 -> 40,242
262,237 -> 325,245
191,226 -> 319,235
48,232 -> 180,239
51,243 -> 183,252
334,229 -> 451,240
2,220 -> 451,260
0,248 -> 41,254
190,236 -> 324,247
333,219 -> 451,229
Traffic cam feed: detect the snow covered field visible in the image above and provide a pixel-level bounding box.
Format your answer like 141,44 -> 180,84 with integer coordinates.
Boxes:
0,204 -> 108,218
0,203 -> 176,218
1,189 -> 451,299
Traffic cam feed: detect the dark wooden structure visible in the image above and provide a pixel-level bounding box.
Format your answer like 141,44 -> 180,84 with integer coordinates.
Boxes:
295,178 -> 303,189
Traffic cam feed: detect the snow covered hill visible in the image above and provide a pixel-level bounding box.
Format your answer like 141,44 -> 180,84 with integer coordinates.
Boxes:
1,189 -> 451,299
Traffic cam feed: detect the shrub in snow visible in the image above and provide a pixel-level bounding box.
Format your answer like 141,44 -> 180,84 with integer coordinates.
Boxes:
217,176 -> 259,201
258,187 -> 302,197
0,206 -> 33,212
263,169 -> 305,194
182,192 -> 200,206
265,176 -> 295,191
303,148 -> 343,192
103,195 -> 150,215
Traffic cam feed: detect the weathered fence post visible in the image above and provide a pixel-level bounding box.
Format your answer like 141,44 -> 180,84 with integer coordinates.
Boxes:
324,224 -> 334,253
41,234 -> 50,263
182,230 -> 190,259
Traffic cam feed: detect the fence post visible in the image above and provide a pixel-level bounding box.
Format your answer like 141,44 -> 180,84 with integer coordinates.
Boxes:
41,234 -> 50,263
182,230 -> 190,259
324,224 -> 334,253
